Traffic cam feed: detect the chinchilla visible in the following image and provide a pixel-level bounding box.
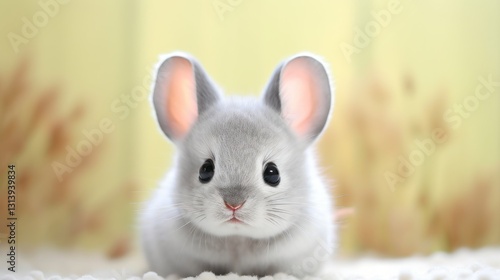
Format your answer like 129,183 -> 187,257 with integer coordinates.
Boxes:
140,52 -> 336,278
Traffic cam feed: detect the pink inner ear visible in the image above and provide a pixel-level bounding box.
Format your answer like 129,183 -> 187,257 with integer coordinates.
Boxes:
165,58 -> 198,139
280,60 -> 318,136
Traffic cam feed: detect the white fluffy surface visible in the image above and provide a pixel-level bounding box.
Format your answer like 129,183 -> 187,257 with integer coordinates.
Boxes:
1,247 -> 499,280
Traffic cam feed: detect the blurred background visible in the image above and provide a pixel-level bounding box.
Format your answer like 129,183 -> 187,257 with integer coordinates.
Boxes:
0,0 -> 499,267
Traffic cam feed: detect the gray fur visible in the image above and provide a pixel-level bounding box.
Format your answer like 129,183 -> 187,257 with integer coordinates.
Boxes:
193,60 -> 222,113
141,53 -> 336,278
263,65 -> 282,112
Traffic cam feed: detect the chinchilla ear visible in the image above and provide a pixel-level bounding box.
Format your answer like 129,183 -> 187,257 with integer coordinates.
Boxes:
152,53 -> 221,141
263,54 -> 333,143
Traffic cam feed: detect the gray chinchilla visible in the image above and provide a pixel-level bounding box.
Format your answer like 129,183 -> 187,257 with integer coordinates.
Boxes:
140,52 -> 336,278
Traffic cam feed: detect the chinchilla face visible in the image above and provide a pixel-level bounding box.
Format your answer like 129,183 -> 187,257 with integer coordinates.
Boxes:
152,52 -> 333,239
176,101 -> 309,238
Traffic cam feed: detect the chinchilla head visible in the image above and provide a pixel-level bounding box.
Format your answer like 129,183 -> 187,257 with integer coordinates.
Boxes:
152,52 -> 333,239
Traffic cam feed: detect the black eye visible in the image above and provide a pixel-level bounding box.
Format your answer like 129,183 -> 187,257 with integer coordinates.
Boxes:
263,162 -> 280,187
199,159 -> 215,183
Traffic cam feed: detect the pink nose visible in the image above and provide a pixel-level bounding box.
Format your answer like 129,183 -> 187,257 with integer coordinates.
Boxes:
224,201 -> 244,211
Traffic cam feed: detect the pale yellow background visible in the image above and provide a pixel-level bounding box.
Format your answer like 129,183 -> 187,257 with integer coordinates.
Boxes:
0,0 -> 499,257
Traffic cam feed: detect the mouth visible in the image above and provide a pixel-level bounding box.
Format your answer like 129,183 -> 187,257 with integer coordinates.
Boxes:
226,217 -> 244,224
